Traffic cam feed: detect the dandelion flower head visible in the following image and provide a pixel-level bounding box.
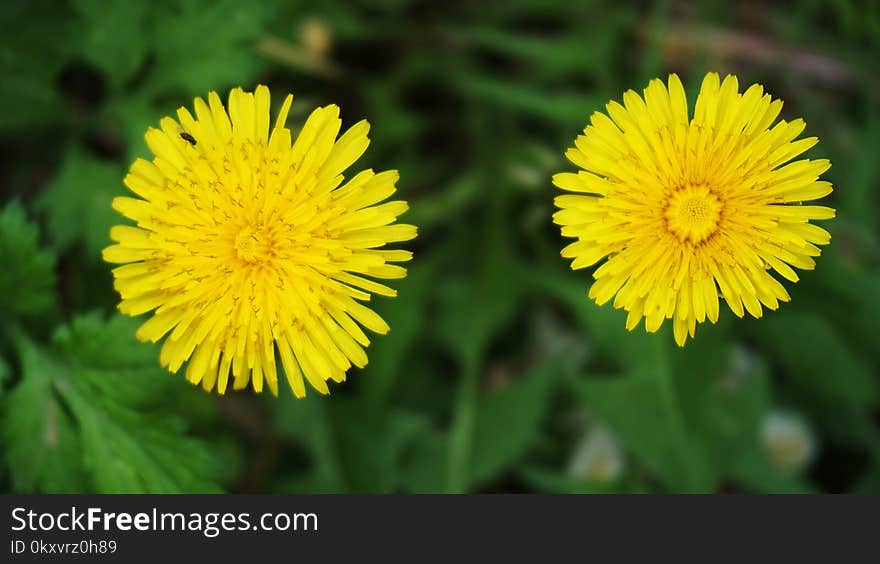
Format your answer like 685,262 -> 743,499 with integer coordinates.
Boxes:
104,86 -> 416,396
553,73 -> 835,346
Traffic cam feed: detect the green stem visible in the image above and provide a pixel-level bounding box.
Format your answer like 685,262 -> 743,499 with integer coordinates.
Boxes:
446,355 -> 479,493
654,343 -> 706,492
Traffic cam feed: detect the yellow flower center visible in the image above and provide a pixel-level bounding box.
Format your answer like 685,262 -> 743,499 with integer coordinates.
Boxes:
234,225 -> 273,264
664,185 -> 722,244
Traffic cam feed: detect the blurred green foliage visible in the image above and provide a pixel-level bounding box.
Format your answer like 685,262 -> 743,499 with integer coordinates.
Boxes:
1,0 -> 879,493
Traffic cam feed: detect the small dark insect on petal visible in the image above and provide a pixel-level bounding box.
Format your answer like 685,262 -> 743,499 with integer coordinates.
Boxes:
180,132 -> 197,146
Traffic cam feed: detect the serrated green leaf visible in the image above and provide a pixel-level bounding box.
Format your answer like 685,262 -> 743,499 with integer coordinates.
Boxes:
52,314 -> 174,407
57,379 -> 223,493
53,313 -> 157,368
2,334 -> 87,493
0,201 -> 56,319
71,0 -> 150,87
2,315 -> 227,493
36,150 -> 125,260
147,0 -> 273,96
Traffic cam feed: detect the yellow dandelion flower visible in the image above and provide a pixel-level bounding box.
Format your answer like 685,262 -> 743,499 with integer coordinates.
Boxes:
103,85 -> 416,396
553,72 -> 835,346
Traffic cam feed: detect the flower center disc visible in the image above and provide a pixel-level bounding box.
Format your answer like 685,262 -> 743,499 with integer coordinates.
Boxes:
234,225 -> 273,264
664,185 -> 722,244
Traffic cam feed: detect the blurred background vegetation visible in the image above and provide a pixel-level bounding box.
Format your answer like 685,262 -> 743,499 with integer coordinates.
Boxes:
1,0 -> 879,494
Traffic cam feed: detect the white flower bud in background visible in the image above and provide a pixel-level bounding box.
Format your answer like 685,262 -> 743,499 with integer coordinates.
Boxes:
532,308 -> 590,374
567,425 -> 625,483
761,409 -> 818,473
722,344 -> 760,393
299,17 -> 333,59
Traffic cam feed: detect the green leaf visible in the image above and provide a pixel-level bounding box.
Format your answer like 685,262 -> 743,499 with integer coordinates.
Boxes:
275,394 -> 427,493
401,428 -> 447,493
403,175 -> 481,233
670,334 -> 770,478
729,449 -> 817,493
0,201 -> 56,319
58,381 -> 223,493
0,1 -> 75,132
36,150 -> 125,260
527,271 -> 663,372
437,243 -> 525,365
2,334 -> 87,493
2,315 -> 227,493
571,367 -> 716,492
453,74 -> 601,125
853,464 -> 880,494
71,0 -> 150,88
798,249 -> 880,365
518,466 -> 650,494
329,400 -> 427,493
834,103 -> 879,231
752,313 -> 876,415
147,0 -> 273,96
0,355 -> 8,393
275,392 -> 347,492
105,93 -> 170,163
361,260 -> 435,405
52,315 -> 176,407
468,359 -> 558,487
457,21 -> 633,80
